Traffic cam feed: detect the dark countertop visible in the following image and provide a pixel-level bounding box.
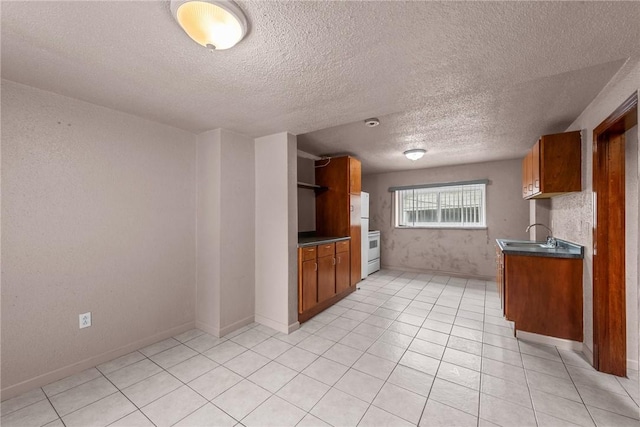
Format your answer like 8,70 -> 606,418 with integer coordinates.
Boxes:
496,238 -> 584,259
298,236 -> 350,248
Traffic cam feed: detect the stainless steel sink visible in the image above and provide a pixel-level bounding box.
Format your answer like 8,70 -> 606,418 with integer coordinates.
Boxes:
503,241 -> 557,249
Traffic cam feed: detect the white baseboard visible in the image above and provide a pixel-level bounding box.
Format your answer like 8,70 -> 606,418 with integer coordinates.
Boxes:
582,343 -> 594,365
579,344 -> 638,372
288,321 -> 300,334
254,314 -> 290,334
1,321 -> 195,400
516,330 -> 582,351
381,264 -> 493,282
195,320 -> 220,337
196,315 -> 255,338
219,316 -> 255,338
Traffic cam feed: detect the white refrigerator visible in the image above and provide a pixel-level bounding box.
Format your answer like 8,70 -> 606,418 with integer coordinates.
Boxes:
361,192 -> 369,279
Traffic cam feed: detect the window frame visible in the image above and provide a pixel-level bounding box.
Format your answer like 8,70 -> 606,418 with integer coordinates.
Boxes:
392,180 -> 488,230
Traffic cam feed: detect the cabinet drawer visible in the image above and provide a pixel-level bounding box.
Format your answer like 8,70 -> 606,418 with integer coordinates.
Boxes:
301,246 -> 317,261
317,243 -> 335,258
336,240 -> 350,253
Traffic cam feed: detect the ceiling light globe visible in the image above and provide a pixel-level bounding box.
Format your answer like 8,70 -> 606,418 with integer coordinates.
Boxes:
404,149 -> 426,161
170,0 -> 248,50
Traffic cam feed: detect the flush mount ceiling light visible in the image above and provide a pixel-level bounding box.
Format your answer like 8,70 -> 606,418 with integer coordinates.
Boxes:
404,149 -> 426,161
170,0 -> 248,50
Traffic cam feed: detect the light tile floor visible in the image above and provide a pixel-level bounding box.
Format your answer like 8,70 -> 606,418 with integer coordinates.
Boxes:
2,270 -> 639,426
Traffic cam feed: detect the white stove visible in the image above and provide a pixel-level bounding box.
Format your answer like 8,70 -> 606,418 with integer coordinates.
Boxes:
367,230 -> 381,275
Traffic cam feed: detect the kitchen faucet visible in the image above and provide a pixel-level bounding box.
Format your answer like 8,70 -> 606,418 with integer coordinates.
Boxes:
525,223 -> 557,247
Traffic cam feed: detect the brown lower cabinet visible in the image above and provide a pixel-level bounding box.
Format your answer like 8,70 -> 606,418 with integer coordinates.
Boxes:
495,246 -> 504,312
336,240 -> 350,293
497,247 -> 583,341
299,247 -> 318,313
298,240 -> 355,323
318,253 -> 336,303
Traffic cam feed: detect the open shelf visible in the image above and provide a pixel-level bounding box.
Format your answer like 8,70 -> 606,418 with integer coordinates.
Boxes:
297,182 -> 328,192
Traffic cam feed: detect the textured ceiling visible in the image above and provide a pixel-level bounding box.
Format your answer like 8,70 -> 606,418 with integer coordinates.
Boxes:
2,1 -> 640,174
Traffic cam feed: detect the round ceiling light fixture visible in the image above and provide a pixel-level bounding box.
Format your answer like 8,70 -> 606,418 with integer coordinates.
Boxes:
404,149 -> 426,161
364,118 -> 380,127
170,0 -> 248,50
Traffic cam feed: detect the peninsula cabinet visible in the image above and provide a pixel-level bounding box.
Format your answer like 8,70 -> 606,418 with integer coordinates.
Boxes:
498,251 -> 583,341
522,130 -> 581,199
495,246 -> 504,312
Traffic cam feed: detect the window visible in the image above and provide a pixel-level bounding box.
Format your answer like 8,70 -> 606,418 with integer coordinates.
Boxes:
393,181 -> 487,228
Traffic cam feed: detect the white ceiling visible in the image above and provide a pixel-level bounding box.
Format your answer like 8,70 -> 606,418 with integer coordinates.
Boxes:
2,1 -> 639,174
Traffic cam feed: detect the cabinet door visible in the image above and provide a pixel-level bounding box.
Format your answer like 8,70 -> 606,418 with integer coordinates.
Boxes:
349,157 -> 361,194
531,140 -> 541,196
522,154 -> 529,198
317,255 -> 336,303
539,131 -> 582,195
301,259 -> 318,312
336,247 -> 350,294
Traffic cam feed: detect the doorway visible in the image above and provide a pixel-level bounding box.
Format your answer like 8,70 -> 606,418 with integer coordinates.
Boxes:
592,92 -> 637,376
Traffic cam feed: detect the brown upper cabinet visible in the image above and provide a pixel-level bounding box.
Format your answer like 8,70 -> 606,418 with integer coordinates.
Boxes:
522,130 -> 581,199
315,156 -> 362,286
349,157 -> 361,194
315,156 -> 361,200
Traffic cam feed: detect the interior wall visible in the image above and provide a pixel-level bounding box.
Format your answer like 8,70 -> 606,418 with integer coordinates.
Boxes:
1,80 -> 197,398
550,57 -> 639,368
362,158 -> 529,279
219,129 -> 256,334
196,130 -> 222,334
196,129 -> 256,337
255,133 -> 299,333
287,135 -> 299,328
528,199 -> 552,241
297,157 -> 316,232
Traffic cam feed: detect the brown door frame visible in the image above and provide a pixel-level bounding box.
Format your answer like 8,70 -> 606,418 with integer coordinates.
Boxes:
592,92 -> 637,376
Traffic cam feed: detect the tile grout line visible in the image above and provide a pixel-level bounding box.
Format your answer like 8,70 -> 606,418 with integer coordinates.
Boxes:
100,353 -> 172,427
11,271 -> 632,427
359,276 -> 440,426
42,387 -> 66,427
305,273 -> 439,425
416,277 -> 464,426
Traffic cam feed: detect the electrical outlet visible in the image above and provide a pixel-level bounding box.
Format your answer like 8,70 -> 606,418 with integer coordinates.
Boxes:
79,312 -> 91,329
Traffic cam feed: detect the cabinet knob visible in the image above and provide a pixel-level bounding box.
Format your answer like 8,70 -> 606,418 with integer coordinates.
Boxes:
315,262 -> 318,271
333,258 -> 336,265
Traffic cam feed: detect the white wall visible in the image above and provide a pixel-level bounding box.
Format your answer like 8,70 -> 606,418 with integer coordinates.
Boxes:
196,130 -> 222,334
255,133 -> 299,333
220,130 -> 256,334
528,199 -> 551,241
551,57 -> 640,369
1,80 -> 197,398
196,129 -> 256,336
362,158 -> 529,279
